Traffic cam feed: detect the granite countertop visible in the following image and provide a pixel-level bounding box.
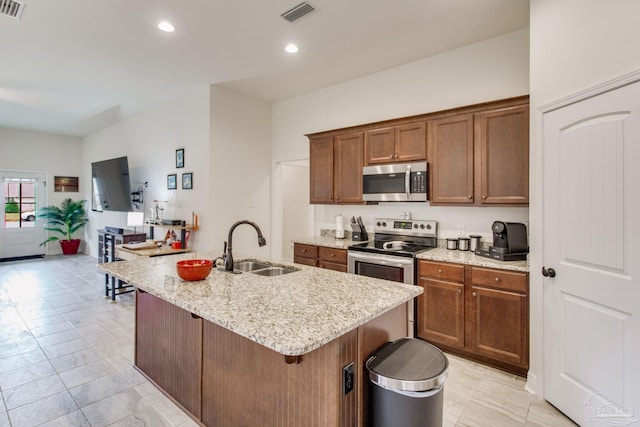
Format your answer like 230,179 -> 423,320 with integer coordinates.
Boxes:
97,251 -> 421,356
417,247 -> 529,272
293,235 -> 365,249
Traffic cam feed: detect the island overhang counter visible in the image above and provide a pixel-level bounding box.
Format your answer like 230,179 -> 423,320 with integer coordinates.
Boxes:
98,252 -> 422,427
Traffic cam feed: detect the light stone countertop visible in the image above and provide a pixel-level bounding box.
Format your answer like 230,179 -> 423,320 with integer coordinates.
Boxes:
293,235 -> 365,249
97,251 -> 421,356
417,247 -> 529,272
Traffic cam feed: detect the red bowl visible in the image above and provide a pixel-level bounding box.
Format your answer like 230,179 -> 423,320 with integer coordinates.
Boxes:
176,259 -> 213,281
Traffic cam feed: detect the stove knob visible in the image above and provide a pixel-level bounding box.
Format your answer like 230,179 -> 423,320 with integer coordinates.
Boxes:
414,224 -> 418,229
382,222 -> 387,227
426,224 -> 432,230
376,221 -> 381,226
420,224 -> 425,229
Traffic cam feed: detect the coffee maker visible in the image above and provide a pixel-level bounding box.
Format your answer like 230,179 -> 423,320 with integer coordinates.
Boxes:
476,221 -> 529,261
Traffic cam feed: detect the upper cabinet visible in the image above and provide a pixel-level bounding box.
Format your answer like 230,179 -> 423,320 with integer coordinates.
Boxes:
365,122 -> 426,165
429,99 -> 529,206
308,96 -> 529,206
309,132 -> 364,204
476,105 -> 529,205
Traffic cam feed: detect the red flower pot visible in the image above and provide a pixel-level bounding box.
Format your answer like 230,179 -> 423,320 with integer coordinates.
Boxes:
59,239 -> 81,255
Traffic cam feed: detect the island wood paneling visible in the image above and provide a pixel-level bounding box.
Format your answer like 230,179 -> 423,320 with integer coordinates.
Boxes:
135,291 -> 203,418
201,320 -> 358,427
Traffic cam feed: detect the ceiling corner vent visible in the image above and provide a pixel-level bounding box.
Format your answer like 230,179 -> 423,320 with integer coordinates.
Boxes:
0,0 -> 25,19
281,2 -> 315,23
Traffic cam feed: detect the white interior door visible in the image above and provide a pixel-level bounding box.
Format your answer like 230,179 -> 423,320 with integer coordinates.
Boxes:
0,171 -> 47,259
543,81 -> 640,425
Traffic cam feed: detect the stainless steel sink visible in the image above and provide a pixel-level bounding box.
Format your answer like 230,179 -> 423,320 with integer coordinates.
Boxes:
233,261 -> 271,272
251,267 -> 298,276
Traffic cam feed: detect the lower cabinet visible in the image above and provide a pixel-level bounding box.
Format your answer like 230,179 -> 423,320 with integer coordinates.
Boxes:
294,243 -> 348,273
417,260 -> 529,375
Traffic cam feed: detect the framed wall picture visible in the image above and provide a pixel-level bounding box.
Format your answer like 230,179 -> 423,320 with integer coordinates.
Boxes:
182,172 -> 193,190
176,148 -> 184,168
167,174 -> 177,190
54,176 -> 79,192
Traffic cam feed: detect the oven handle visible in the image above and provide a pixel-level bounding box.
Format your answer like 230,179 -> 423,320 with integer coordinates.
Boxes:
348,251 -> 414,268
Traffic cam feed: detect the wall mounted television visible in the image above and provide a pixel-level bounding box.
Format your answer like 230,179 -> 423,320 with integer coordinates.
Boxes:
91,156 -> 133,212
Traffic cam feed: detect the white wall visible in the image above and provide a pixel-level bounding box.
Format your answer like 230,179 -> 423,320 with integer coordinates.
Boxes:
82,88 -> 211,258
528,0 -> 640,397
0,128 -> 83,254
271,29 -> 530,259
209,86 -> 272,260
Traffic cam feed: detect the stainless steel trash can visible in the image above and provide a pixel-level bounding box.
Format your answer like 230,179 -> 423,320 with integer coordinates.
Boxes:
367,338 -> 448,427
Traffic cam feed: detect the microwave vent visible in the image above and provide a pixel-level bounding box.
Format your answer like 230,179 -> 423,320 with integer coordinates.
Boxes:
281,2 -> 315,22
0,0 -> 25,19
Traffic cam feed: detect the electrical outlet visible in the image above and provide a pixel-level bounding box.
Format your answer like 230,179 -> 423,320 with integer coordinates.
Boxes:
343,362 -> 354,395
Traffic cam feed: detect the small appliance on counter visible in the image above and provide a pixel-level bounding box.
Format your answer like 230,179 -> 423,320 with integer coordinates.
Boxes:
475,221 -> 529,261
350,216 -> 369,241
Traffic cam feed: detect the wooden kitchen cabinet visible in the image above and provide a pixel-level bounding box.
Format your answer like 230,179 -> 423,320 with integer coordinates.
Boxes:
428,99 -> 529,206
468,266 -> 529,369
417,260 -> 529,375
135,290 -> 203,418
417,260 -> 465,349
318,246 -> 348,272
309,132 -> 364,204
294,243 -> 347,272
475,104 -> 529,205
428,114 -> 475,204
364,122 -> 426,165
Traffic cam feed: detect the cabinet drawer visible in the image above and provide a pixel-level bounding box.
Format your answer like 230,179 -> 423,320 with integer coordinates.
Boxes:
419,260 -> 464,283
318,247 -> 347,265
471,267 -> 527,293
294,256 -> 318,267
294,243 -> 318,259
319,261 -> 348,273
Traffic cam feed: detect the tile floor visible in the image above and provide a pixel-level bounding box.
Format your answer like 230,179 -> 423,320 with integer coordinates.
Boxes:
0,255 -> 576,427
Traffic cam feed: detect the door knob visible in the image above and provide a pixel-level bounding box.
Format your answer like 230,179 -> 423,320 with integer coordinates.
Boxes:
542,267 -> 556,278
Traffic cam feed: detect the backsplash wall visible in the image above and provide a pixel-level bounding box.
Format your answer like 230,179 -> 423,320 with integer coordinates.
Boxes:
314,203 -> 529,245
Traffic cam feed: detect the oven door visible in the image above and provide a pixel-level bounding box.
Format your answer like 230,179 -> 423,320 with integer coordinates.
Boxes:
347,250 -> 416,337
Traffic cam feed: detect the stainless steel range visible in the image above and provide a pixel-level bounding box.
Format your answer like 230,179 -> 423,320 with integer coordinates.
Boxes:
347,218 -> 437,337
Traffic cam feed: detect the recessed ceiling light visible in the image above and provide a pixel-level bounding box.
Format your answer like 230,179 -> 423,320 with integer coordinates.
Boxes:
158,21 -> 175,32
285,43 -> 299,54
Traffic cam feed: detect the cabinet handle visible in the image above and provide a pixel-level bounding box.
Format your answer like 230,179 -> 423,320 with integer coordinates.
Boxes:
458,289 -> 462,294
482,195 -> 487,199
495,277 -> 500,282
302,249 -> 307,253
472,291 -> 477,297
437,269 -> 442,273
330,253 -> 335,257
467,195 -> 472,199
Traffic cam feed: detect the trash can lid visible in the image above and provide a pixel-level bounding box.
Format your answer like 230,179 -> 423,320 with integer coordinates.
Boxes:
366,338 -> 448,392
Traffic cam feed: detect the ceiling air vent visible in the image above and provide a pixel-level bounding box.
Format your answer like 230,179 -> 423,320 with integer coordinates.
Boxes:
281,2 -> 315,23
0,0 -> 25,19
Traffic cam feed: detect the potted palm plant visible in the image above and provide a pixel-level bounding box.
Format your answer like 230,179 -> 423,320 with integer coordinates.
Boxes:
38,198 -> 89,255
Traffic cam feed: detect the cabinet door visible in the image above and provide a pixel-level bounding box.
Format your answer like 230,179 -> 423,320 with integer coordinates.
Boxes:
476,105 -> 529,205
395,122 -> 426,163
334,132 -> 364,204
136,291 -> 202,418
417,278 -> 465,349
468,286 -> 528,368
365,127 -> 396,165
309,136 -> 335,204
428,114 -> 474,204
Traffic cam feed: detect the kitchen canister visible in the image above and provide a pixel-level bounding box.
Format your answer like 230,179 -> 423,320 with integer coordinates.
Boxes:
446,238 -> 458,250
469,235 -> 482,252
458,237 -> 470,251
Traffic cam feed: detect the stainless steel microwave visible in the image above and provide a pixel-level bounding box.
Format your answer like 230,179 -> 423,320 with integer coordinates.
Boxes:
362,162 -> 427,202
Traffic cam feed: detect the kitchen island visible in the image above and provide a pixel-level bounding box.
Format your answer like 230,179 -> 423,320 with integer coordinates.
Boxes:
98,252 -> 421,427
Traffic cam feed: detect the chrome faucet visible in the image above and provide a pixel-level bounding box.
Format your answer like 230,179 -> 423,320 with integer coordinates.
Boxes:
221,220 -> 267,272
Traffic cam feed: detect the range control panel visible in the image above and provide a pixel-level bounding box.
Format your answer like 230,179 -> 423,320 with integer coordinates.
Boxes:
374,218 -> 437,237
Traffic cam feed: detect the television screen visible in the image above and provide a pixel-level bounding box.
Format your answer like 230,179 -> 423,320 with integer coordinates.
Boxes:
91,156 -> 133,212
